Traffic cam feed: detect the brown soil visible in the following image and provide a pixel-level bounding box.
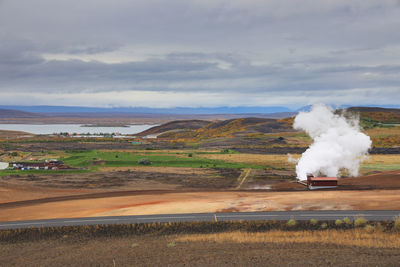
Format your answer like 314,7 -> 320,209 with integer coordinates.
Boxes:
271,169 -> 400,190
340,170 -> 400,189
0,181 -> 98,204
1,234 -> 399,267
0,168 -> 239,196
0,130 -> 33,139
1,170 -> 400,222
1,189 -> 400,221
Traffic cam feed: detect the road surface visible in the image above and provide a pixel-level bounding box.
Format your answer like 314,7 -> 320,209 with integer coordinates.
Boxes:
1,210 -> 399,230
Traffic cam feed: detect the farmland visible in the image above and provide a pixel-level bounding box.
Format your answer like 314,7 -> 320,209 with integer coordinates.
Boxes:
0,107 -> 400,230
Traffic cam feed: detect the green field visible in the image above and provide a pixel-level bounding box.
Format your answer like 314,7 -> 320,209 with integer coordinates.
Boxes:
361,163 -> 400,171
62,150 -> 268,169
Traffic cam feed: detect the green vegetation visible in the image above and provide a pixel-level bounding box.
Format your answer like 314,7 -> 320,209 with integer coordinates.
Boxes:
364,224 -> 375,233
167,242 -> 176,248
335,219 -> 343,226
343,217 -> 352,225
309,219 -> 318,225
361,163 -> 400,171
286,219 -> 296,227
394,217 -> 400,232
62,150 -> 269,169
354,217 -> 368,227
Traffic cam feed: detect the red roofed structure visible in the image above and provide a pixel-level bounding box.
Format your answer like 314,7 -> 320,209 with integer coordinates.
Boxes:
306,174 -> 338,190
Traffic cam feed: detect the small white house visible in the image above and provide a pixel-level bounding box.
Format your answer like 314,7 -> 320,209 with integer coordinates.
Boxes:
0,162 -> 9,170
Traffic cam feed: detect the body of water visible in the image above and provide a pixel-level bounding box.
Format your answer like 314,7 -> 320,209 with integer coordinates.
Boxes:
0,124 -> 156,135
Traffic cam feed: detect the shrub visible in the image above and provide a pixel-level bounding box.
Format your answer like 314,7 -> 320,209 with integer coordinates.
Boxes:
167,242 -> 176,248
287,219 -> 296,227
394,216 -> 400,232
138,158 -> 152,165
354,217 -> 368,227
364,224 -> 375,233
343,217 -> 352,225
335,219 -> 343,226
320,223 -> 328,229
375,222 -> 385,232
309,219 -> 318,225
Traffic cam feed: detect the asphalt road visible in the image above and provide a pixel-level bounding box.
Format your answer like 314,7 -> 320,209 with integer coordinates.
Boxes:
1,210 -> 400,230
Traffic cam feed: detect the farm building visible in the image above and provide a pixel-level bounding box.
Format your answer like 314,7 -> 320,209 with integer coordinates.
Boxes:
306,174 -> 338,190
11,160 -> 66,170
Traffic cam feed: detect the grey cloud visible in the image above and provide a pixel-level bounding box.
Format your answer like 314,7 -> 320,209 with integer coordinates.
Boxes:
0,0 -> 400,107
66,44 -> 121,55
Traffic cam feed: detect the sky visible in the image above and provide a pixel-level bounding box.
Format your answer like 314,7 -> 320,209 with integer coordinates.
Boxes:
1,0 -> 400,109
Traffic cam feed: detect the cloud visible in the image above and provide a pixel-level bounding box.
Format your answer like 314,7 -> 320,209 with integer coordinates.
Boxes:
0,0 -> 400,107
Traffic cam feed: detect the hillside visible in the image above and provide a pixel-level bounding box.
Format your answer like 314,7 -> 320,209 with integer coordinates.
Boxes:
0,108 -> 41,118
140,117 -> 295,139
346,107 -> 400,129
196,117 -> 294,138
135,120 -> 210,137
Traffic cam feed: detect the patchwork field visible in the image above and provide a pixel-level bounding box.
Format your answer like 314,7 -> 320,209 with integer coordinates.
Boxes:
1,109 -> 400,228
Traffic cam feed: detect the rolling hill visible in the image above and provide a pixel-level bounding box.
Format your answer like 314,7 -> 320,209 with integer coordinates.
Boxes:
0,108 -> 42,118
138,117 -> 295,139
135,120 -> 210,137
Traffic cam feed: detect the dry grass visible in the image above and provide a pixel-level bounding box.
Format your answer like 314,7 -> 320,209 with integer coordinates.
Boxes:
363,154 -> 400,165
198,154 -> 399,172
365,126 -> 400,137
365,126 -> 400,147
176,229 -> 400,248
197,153 -> 300,169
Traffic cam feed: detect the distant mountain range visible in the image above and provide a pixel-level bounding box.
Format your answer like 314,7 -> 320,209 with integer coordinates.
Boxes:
0,105 -> 399,119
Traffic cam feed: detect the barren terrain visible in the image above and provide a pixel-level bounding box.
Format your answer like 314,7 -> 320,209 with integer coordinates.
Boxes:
1,189 -> 400,221
2,230 -> 400,267
1,168 -> 400,221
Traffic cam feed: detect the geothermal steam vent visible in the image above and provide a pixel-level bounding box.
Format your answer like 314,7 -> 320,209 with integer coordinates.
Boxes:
293,104 -> 372,181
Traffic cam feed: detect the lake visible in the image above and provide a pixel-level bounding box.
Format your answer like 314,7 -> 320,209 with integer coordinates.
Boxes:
0,124 -> 156,135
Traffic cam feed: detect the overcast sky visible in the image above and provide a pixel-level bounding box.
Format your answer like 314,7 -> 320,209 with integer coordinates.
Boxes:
1,0 -> 400,108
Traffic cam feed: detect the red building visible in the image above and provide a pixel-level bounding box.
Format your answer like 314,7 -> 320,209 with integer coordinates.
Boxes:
306,174 -> 338,190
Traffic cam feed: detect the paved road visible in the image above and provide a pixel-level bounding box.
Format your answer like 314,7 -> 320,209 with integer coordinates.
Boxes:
1,210 -> 399,230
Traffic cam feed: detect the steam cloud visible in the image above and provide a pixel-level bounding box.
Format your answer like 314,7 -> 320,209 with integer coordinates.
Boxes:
293,104 -> 372,180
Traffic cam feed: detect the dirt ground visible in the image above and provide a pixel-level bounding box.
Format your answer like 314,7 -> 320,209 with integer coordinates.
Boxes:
0,170 -> 399,221
0,168 -> 241,204
1,189 -> 400,221
340,170 -> 400,189
1,234 -> 400,267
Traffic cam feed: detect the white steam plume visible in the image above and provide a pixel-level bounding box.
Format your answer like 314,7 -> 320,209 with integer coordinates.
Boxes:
294,104 -> 372,180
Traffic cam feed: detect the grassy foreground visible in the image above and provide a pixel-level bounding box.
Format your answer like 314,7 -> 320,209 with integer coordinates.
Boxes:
2,219 -> 400,243
178,229 -> 400,249
2,220 -> 400,267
